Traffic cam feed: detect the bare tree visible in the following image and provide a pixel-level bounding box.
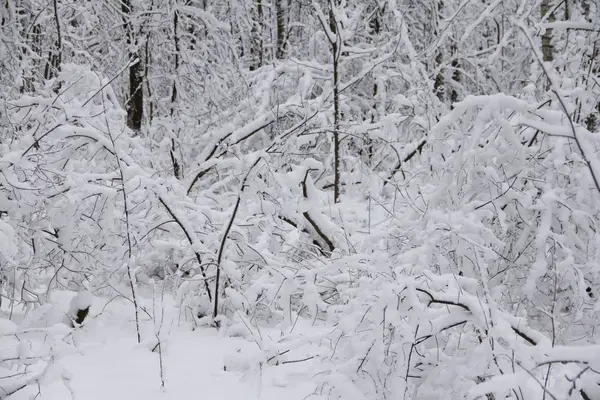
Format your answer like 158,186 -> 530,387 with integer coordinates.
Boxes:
170,4 -> 182,179
122,0 -> 144,131
275,0 -> 286,59
328,1 -> 341,203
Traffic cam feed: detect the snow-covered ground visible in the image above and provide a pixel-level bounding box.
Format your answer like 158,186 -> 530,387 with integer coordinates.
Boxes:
1,291 -> 322,400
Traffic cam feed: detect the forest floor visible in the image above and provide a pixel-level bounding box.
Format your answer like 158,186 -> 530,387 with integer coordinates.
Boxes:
3,291 -> 322,400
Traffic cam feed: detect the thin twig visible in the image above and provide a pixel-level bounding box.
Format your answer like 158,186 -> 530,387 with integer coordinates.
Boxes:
157,196 -> 212,302
102,84 -> 141,344
213,157 -> 263,319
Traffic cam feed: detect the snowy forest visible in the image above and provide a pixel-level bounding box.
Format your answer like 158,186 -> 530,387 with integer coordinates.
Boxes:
0,0 -> 599,399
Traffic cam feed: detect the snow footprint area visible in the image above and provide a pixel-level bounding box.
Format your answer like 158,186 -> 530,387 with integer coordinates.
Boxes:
8,333 -> 249,400
60,332 -> 257,400
55,330 -> 317,400
4,295 -> 319,400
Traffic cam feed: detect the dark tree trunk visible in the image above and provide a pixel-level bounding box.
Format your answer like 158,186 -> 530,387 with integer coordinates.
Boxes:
250,0 -> 264,70
122,0 -> 144,132
275,0 -> 286,59
329,3 -> 341,203
540,0 -> 554,62
170,7 -> 181,179
43,0 -> 62,81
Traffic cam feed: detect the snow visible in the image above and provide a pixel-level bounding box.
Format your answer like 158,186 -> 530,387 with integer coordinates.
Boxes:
72,290 -> 93,311
540,21 -> 600,30
0,220 -> 17,259
467,372 -> 527,399
2,293 -> 321,400
2,3 -> 600,399
0,318 -> 17,335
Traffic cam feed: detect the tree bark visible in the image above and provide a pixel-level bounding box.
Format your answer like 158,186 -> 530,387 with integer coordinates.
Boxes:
365,3 -> 383,166
170,7 -> 181,179
329,3 -> 341,203
249,0 -> 264,70
540,0 -> 554,62
122,0 -> 144,132
433,0 -> 445,102
144,36 -> 153,123
585,42 -> 599,132
275,0 -> 286,59
44,0 -> 62,81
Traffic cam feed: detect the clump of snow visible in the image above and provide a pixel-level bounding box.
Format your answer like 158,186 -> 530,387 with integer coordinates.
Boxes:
0,220 -> 17,259
66,290 -> 94,326
71,290 -> 94,311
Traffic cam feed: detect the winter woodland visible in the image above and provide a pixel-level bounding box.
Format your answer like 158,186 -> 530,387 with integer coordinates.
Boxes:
1,0 -> 600,399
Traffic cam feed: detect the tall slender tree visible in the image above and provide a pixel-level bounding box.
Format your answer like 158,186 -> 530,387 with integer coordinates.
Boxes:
122,0 -> 144,131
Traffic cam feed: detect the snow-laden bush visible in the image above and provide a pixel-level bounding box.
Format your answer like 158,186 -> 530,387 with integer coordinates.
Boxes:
1,12 -> 600,398
0,291 -> 90,399
206,76 -> 600,399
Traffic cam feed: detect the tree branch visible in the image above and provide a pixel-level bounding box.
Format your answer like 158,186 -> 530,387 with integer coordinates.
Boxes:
301,169 -> 335,253
157,196 -> 212,302
212,157 -> 262,318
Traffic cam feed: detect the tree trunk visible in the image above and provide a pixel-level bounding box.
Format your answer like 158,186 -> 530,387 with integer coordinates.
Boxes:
144,36 -> 153,123
585,42 -> 599,132
122,0 -> 144,132
275,0 -> 286,59
433,0 -> 445,102
450,43 -> 460,107
249,0 -> 264,70
170,7 -> 181,179
44,0 -> 61,81
329,3 -> 341,204
540,0 -> 554,62
365,3 -> 383,166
